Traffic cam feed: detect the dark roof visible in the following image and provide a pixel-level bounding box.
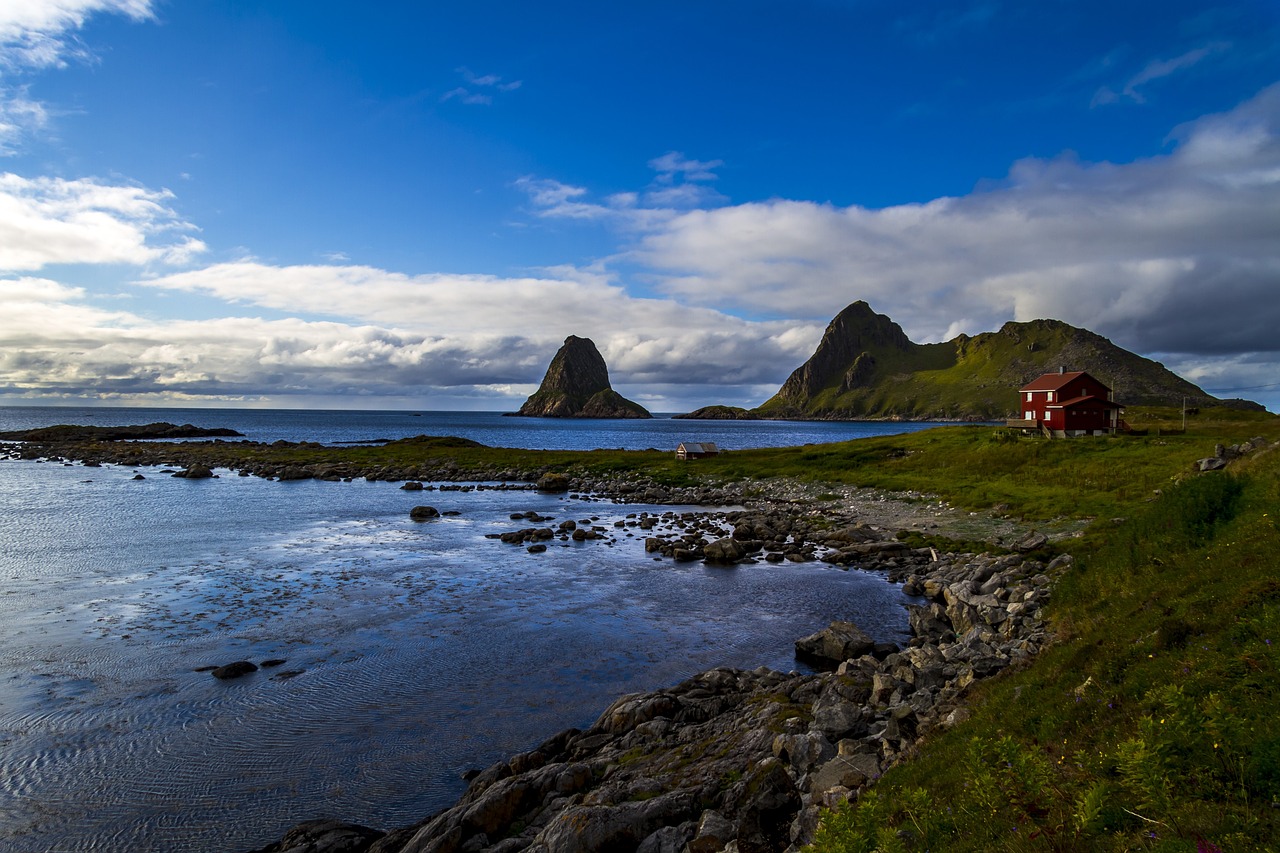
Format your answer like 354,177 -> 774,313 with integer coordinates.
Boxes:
678,442 -> 719,454
1019,370 -> 1110,393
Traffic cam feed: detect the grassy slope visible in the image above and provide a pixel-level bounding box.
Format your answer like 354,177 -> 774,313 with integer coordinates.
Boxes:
804,410 -> 1280,852
757,320 -> 1212,420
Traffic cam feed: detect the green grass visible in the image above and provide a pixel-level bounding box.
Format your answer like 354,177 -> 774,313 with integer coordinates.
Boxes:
805,436 -> 1280,852
65,405 -> 1277,527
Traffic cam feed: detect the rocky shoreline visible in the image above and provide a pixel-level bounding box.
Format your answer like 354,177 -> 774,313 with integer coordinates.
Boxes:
1,434 -> 1068,853
248,532 -> 1066,853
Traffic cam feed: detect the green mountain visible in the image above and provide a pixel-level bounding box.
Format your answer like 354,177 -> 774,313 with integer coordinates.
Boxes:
750,301 -> 1260,421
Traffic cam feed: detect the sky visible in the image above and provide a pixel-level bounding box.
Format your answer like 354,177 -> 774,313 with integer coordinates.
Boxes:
1,0 -> 1278,413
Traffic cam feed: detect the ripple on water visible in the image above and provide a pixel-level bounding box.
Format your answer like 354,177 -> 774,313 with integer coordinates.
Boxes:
0,459 -> 913,852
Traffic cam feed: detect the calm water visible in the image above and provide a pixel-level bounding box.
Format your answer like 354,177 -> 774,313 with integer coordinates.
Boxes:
0,405 -> 950,449
0,408 -> 931,852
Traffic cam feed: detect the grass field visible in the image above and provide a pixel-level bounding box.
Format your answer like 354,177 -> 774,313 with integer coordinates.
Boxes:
802,409 -> 1280,852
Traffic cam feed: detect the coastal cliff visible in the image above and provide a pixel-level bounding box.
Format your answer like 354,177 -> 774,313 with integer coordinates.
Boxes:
511,336 -> 651,419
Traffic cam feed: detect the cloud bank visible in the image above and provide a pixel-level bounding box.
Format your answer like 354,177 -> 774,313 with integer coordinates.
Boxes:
2,71 -> 1279,409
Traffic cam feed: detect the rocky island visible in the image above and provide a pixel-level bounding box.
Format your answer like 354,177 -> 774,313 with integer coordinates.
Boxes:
509,335 -> 651,419
679,301 -> 1263,421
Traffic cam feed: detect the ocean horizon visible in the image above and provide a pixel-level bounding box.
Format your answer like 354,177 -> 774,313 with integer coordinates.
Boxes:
0,404 -> 956,451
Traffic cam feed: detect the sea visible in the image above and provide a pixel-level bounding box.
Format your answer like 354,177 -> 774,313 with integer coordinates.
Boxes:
0,407 -> 946,852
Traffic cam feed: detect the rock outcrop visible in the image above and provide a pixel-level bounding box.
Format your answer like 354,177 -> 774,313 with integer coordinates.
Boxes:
510,336 -> 651,419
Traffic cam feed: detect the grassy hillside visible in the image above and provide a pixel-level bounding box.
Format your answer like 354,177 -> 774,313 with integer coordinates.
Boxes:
803,413 -> 1280,852
753,306 -> 1247,421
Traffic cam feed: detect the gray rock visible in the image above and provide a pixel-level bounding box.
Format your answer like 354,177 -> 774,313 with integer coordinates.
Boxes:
810,751 -> 881,792
1012,531 -> 1048,552
703,537 -> 746,564
536,473 -> 571,492
795,620 -> 876,668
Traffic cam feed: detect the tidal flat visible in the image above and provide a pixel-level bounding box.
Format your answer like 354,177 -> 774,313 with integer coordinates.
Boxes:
0,457 -> 913,852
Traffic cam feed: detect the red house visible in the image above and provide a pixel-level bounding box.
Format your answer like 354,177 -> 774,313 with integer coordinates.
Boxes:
1010,369 -> 1124,437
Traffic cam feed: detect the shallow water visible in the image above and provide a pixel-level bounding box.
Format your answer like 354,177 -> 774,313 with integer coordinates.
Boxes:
0,458 -> 913,852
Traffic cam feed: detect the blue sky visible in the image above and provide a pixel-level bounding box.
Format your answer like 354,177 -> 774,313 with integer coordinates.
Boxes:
2,1 -> 1279,412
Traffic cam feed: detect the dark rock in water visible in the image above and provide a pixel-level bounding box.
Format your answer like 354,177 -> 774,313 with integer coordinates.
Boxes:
131,473 -> 146,480
174,464 -> 214,479
673,405 -> 759,420
211,661 -> 258,680
409,506 -> 440,520
246,818 -> 384,853
527,543 -> 548,554
536,473 -> 571,493
0,422 -> 244,442
400,481 -> 425,491
510,335 -> 651,418
795,621 -> 876,669
703,537 -> 746,564
260,659 -> 287,668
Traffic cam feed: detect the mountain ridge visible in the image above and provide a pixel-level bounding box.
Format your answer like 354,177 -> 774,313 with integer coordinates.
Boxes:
690,301 -> 1260,421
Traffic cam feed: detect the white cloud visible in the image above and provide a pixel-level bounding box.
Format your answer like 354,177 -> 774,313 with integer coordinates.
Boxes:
0,265 -> 817,407
518,152 -> 729,223
0,87 -> 48,154
440,67 -> 523,105
515,176 -> 616,220
649,152 -> 723,184
632,82 -> 1280,367
0,173 -> 205,271
0,1 -> 154,151
1092,42 -> 1229,107
0,0 -> 150,70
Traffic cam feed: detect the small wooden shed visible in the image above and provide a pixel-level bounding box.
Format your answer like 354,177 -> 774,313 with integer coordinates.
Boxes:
676,441 -> 720,460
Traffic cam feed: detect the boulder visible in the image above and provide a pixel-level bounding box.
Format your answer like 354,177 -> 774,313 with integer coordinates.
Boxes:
409,506 -> 440,520
1012,531 -> 1048,552
703,537 -> 746,564
795,621 -> 876,668
536,473 -> 571,493
211,661 -> 258,680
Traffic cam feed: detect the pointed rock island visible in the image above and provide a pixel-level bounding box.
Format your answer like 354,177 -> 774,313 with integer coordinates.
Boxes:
509,335 -> 651,419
